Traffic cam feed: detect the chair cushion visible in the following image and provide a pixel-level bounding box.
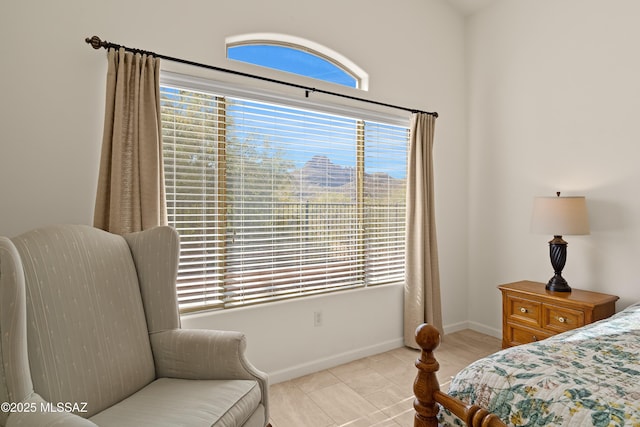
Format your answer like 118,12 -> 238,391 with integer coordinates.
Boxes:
88,378 -> 262,427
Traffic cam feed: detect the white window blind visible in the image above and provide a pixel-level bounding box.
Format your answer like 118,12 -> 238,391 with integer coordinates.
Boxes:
160,84 -> 408,313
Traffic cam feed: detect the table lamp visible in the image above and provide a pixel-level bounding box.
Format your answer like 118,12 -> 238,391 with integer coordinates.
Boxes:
531,192 -> 590,292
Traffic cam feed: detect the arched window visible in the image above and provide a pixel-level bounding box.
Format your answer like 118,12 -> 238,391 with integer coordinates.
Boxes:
226,33 -> 368,90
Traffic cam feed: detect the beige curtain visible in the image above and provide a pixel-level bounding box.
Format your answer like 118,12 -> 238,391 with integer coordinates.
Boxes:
404,112 -> 442,348
94,48 -> 167,234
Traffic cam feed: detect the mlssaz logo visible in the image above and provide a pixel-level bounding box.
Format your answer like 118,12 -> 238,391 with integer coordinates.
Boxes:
40,402 -> 89,413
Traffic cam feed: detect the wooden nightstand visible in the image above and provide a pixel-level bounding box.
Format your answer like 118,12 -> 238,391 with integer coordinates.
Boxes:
498,280 -> 619,349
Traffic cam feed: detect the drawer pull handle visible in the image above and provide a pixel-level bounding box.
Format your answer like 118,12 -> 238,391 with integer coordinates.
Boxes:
532,335 -> 538,342
558,316 -> 566,323
520,307 -> 528,313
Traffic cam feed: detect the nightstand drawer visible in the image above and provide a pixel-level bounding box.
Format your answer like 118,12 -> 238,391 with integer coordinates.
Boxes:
506,324 -> 552,346
544,305 -> 584,333
506,296 -> 540,326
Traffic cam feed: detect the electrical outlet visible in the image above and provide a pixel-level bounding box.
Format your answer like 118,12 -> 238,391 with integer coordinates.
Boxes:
314,311 -> 323,327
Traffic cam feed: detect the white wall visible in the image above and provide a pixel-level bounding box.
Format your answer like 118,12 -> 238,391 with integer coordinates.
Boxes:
6,0 -> 637,385
182,285 -> 404,383
466,0 -> 640,331
0,0 -> 468,381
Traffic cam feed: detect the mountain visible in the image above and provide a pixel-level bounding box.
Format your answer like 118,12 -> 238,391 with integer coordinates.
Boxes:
292,155 -> 355,188
290,155 -> 404,201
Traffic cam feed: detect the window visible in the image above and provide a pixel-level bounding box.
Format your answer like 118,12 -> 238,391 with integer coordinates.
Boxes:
161,82 -> 409,313
228,45 -> 357,88
226,33 -> 369,90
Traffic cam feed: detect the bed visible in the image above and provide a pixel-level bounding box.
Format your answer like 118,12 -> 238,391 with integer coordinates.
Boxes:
412,303 -> 640,427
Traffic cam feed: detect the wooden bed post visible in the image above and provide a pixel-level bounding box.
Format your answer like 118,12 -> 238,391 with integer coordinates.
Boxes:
413,323 -> 442,427
413,324 -> 508,427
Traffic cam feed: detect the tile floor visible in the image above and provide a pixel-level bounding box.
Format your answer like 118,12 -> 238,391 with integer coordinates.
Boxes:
268,329 -> 502,427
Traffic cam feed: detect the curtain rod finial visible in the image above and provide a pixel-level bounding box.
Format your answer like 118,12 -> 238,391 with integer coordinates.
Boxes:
85,35 -> 105,50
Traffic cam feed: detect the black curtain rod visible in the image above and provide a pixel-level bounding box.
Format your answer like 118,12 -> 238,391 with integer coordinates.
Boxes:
85,36 -> 438,118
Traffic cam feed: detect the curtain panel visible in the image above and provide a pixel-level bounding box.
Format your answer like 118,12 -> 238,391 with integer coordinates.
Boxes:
404,112 -> 442,348
94,48 -> 167,234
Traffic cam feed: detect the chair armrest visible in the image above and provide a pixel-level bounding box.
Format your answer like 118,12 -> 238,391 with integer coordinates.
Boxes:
150,329 -> 269,420
150,329 -> 267,382
6,394 -> 98,427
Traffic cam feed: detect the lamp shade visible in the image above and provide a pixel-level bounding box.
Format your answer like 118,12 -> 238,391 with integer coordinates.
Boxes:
531,196 -> 590,236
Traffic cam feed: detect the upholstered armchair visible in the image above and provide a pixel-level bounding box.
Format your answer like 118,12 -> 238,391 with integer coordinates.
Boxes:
0,225 -> 269,426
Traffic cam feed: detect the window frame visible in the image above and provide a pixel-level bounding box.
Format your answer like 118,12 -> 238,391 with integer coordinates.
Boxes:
161,72 -> 409,313
225,33 -> 370,90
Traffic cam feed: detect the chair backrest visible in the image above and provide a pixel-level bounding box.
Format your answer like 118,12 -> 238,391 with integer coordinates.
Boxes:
2,225 -> 156,418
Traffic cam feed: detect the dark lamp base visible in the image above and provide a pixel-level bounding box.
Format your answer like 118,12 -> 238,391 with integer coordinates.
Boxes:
546,236 -> 571,292
546,274 -> 572,292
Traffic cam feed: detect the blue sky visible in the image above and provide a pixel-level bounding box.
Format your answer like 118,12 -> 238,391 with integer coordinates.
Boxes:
227,44 -> 357,88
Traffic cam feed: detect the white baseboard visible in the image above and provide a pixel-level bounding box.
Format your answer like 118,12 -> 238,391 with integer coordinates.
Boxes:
443,321 -> 469,334
444,321 -> 501,339
466,321 -> 501,339
268,337 -> 404,384
268,322 -> 501,384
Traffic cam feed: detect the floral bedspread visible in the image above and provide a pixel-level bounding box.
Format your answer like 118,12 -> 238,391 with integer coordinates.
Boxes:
439,303 -> 640,426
